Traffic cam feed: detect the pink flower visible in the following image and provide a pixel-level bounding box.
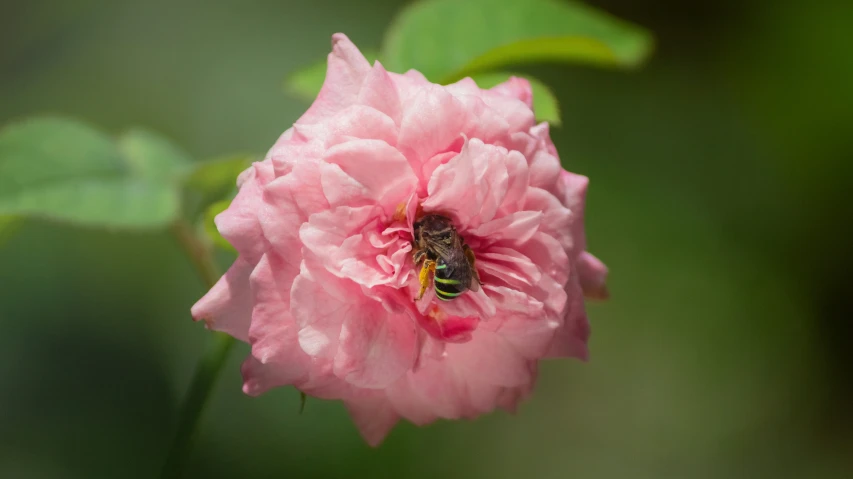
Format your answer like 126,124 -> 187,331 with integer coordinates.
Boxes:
191,33 -> 608,446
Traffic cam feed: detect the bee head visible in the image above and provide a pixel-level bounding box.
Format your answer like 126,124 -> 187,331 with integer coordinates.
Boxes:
413,214 -> 456,244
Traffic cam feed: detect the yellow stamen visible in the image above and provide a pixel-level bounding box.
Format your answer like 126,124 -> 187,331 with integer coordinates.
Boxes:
393,202 -> 407,222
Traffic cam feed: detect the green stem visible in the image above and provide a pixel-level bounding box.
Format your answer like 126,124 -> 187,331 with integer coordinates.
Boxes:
161,220 -> 235,479
170,219 -> 221,289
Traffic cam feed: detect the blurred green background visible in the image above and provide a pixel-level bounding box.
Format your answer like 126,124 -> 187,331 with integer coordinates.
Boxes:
2,0 -> 852,477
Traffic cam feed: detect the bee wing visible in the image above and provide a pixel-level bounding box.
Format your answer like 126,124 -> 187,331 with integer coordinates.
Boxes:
469,271 -> 481,292
431,242 -> 455,261
463,243 -> 481,292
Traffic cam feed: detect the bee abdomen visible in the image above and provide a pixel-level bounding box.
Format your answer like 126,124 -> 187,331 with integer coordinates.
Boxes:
434,262 -> 466,301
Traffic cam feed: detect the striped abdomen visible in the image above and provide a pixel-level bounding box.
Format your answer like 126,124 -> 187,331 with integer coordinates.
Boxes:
434,256 -> 471,301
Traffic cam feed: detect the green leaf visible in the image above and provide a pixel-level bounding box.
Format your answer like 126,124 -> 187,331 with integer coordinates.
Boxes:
382,0 -> 653,82
203,199 -> 235,253
183,154 -> 252,220
0,117 -> 184,229
285,50 -> 379,102
469,72 -> 562,126
185,154 -> 254,196
118,128 -> 193,182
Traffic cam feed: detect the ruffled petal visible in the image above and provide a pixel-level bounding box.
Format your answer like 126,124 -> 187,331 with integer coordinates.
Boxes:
527,123 -> 562,193
488,76 -> 533,108
497,315 -> 559,360
290,256 -> 359,358
401,359 -> 468,419
479,92 -> 536,139
345,392 -> 400,446
469,210 -> 543,245
419,151 -> 458,191
424,139 -> 527,228
334,302 -> 418,388
577,251 -> 609,299
322,139 -> 418,216
496,381 -> 534,413
244,253 -> 311,392
484,284 -> 544,316
517,231 -> 570,286
300,205 -> 408,288
358,61 -> 403,125
397,83 -> 467,166
560,171 -> 590,252
215,162 -> 274,263
416,305 -> 480,343
267,136 -> 325,177
444,81 -> 513,146
295,105 -> 398,149
524,187 -> 572,251
297,33 -> 370,125
242,356 -> 302,397
545,270 -> 590,360
190,257 -> 254,342
259,161 -> 328,254
449,331 -> 532,387
385,379 -> 439,426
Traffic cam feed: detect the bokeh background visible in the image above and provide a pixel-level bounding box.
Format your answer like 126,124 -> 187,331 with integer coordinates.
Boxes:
2,0 -> 852,477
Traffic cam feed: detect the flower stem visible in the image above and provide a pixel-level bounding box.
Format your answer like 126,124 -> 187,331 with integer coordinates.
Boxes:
161,220 -> 234,479
170,219 -> 221,290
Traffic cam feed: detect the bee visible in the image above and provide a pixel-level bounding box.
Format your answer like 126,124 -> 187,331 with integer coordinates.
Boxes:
413,214 -> 481,301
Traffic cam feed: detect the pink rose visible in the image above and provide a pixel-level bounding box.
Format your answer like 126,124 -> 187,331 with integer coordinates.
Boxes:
192,33 -> 608,445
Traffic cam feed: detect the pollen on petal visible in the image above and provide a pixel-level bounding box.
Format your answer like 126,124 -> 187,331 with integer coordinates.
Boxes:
393,201 -> 408,222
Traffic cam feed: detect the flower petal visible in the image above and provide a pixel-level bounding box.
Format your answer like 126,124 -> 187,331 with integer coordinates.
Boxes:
517,231 -> 570,286
469,210 -> 543,245
484,284 -> 544,316
242,356 -> 301,397
524,187 -> 572,251
449,331 -> 532,387
397,84 -> 467,166
334,301 -> 417,388
345,392 -> 400,446
527,123 -> 562,192
297,33 -> 370,125
322,139 -> 418,216
489,76 -> 533,108
300,205 -> 403,288
295,105 -> 398,149
190,257 -> 254,342
416,305 -> 480,343
423,139 -> 524,227
386,379 -> 439,425
545,271 -> 590,360
266,136 -> 325,177
560,171 -> 590,252
402,359 -> 468,419
259,161 -> 328,254
319,162 -> 372,209
358,61 -> 403,125
577,251 -> 609,299
215,162 -> 274,263
246,253 -> 309,387
444,82 -> 513,147
290,256 -> 359,358
419,151 -> 457,193
498,315 -> 560,360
